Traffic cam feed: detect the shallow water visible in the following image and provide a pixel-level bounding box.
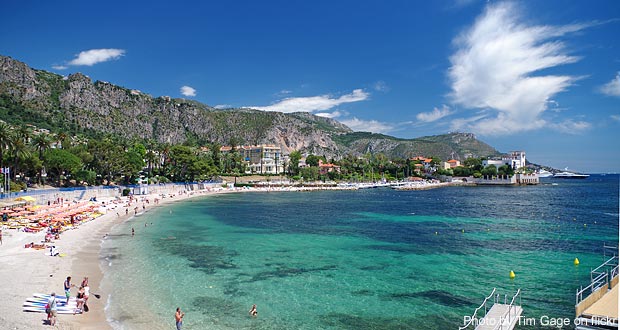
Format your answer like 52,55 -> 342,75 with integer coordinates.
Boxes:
102,175 -> 619,329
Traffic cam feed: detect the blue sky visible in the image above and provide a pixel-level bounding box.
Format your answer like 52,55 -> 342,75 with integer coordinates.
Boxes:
1,0 -> 619,172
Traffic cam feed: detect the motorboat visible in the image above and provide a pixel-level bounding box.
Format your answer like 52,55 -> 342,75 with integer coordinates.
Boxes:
537,169 -> 553,177
553,170 -> 589,179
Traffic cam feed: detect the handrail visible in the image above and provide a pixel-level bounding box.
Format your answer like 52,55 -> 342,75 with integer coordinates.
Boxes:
459,288 -> 497,330
591,256 -> 618,276
494,289 -> 521,330
576,272 -> 608,305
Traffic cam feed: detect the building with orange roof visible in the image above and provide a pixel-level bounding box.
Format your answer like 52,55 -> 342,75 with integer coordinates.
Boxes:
318,160 -> 341,175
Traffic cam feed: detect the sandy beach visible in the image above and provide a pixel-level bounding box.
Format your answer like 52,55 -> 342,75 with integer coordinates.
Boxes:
0,184 -> 220,329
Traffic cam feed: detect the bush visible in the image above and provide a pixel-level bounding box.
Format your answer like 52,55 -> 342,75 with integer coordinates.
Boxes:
122,188 -> 131,196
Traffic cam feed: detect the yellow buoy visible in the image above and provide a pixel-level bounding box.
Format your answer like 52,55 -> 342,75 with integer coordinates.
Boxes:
462,229 -> 465,233
574,258 -> 580,266
435,231 -> 438,235
509,270 -> 515,279
583,223 -> 587,227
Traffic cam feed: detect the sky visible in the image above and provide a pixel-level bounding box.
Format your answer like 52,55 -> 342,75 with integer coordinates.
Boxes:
1,0 -> 619,172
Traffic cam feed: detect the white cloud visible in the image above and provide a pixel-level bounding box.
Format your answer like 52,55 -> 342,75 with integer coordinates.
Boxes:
52,65 -> 67,70
448,2 -> 588,135
610,115 -> 620,122
315,111 -> 342,119
249,89 -> 369,113
416,105 -> 453,123
180,86 -> 197,97
549,120 -> 591,134
214,104 -> 231,109
373,81 -> 390,92
599,72 -> 620,97
339,117 -> 393,134
276,89 -> 292,97
68,49 -> 125,66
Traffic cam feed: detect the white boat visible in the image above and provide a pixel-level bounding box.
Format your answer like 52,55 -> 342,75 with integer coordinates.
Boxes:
553,170 -> 589,179
537,169 -> 553,177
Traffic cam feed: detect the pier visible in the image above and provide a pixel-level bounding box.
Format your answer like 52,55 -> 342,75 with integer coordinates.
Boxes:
460,288 -> 522,330
575,245 -> 618,329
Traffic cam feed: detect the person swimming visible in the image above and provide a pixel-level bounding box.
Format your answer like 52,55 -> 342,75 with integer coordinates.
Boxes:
249,304 -> 257,317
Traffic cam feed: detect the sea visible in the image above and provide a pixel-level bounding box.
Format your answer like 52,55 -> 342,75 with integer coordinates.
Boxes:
101,174 -> 619,330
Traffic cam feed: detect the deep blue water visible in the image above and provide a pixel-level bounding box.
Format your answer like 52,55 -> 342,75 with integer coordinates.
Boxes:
103,174 -> 619,330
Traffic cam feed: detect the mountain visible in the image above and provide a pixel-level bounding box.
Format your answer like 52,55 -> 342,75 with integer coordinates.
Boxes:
0,55 -> 499,160
332,131 -> 499,160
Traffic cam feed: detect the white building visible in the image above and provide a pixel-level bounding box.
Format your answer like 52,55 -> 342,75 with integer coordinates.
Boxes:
483,151 -> 526,170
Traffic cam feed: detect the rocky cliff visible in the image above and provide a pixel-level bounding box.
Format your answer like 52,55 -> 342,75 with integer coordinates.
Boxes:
0,55 -> 499,160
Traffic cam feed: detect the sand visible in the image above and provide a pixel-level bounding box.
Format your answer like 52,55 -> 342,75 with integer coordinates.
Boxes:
0,185 -> 215,329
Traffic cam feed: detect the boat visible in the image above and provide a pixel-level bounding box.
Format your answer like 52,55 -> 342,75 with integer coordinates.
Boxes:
553,170 -> 589,179
537,169 -> 553,177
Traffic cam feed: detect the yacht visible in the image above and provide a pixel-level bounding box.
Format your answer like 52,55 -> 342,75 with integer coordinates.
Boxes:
537,169 -> 553,177
553,170 -> 589,179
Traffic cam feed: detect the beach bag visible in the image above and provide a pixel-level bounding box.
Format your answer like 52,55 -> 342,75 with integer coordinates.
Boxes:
84,303 -> 89,312
45,304 -> 51,314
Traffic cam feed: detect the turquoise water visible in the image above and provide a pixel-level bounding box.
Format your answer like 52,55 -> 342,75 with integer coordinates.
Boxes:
102,175 -> 619,329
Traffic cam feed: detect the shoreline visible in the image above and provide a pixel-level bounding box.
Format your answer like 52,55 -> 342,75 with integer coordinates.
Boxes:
0,185 -> 223,329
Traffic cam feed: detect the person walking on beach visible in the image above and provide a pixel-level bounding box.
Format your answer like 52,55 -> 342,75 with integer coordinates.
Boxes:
175,307 -> 185,330
47,292 -> 57,326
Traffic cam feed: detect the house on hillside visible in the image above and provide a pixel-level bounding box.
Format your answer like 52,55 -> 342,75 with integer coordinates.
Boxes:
318,160 -> 341,175
442,159 -> 461,170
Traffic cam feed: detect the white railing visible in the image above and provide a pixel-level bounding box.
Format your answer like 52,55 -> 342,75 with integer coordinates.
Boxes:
494,289 -> 522,330
576,255 -> 618,305
459,288 -> 497,330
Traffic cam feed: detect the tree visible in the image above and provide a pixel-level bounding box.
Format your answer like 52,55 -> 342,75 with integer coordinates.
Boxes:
43,149 -> 82,186
288,150 -> 301,176
54,132 -> 69,149
31,134 -> 52,184
123,148 -> 146,184
497,164 -> 515,177
306,154 -> 324,167
15,125 -> 32,144
430,156 -> 442,167
9,135 -> 31,181
88,138 -> 126,185
464,158 -> 483,171
481,164 -> 498,177
453,166 -> 472,177
299,166 -> 319,181
0,121 -> 14,170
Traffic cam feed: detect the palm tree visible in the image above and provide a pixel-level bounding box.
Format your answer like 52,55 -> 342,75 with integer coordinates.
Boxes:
9,136 -> 32,181
16,125 -> 32,144
0,121 -> 14,171
31,134 -> 52,184
54,132 -> 68,149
